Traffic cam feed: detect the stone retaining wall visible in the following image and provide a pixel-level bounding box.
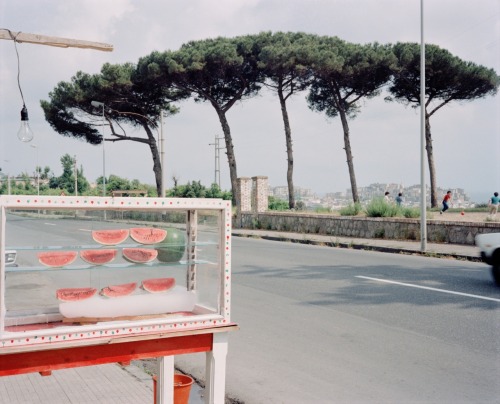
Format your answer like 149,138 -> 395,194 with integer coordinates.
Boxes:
237,212 -> 500,245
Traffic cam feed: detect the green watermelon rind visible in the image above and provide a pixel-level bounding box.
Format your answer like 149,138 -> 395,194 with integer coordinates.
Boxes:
155,228 -> 186,263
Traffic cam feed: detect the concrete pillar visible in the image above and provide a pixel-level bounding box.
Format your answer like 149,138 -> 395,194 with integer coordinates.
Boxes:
237,177 -> 252,213
252,176 -> 268,213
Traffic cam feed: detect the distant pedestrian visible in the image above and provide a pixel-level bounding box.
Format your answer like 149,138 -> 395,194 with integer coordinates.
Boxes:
488,192 -> 499,218
440,191 -> 452,214
396,192 -> 404,206
384,191 -> 391,203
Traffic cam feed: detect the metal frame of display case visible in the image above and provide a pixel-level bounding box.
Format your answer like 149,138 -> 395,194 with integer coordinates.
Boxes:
0,195 -> 236,403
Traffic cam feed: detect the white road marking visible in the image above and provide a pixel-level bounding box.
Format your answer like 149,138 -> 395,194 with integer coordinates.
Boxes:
356,276 -> 500,303
79,229 -> 92,232
44,223 -> 56,226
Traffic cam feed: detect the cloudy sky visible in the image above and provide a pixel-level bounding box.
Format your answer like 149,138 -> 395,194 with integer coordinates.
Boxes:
1,0 -> 499,202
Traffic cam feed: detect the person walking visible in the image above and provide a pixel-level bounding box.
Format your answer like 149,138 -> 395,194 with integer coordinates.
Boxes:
396,192 -> 404,206
384,191 -> 391,203
488,192 -> 500,218
440,190 -> 452,214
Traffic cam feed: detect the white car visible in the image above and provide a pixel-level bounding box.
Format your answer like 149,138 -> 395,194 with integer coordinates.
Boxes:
4,250 -> 17,267
475,232 -> 500,285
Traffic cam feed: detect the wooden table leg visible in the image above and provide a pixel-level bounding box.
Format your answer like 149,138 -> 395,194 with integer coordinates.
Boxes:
157,355 -> 174,404
205,332 -> 229,404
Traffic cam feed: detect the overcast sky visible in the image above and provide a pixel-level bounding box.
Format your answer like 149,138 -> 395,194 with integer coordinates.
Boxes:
1,0 -> 499,201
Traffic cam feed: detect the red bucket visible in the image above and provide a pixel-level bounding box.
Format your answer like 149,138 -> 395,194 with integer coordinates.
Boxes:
153,373 -> 194,404
173,374 -> 194,404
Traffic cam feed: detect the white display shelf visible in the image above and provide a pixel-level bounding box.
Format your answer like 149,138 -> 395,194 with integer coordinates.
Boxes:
0,195 -> 232,349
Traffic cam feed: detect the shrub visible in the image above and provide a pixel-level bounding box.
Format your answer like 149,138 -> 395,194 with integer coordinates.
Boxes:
365,198 -> 399,217
340,202 -> 362,216
268,196 -> 289,211
402,207 -> 420,218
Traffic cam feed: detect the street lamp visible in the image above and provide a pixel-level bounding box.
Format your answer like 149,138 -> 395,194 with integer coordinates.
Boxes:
30,144 -> 39,195
420,0 -> 427,251
91,101 -> 106,197
3,160 -> 11,195
74,155 -> 78,196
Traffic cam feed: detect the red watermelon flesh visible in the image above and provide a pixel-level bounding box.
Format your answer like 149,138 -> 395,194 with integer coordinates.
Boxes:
80,249 -> 117,265
141,278 -> 176,293
38,251 -> 78,267
92,229 -> 129,245
56,287 -> 97,302
122,248 -> 158,263
100,282 -> 137,298
130,227 -> 167,244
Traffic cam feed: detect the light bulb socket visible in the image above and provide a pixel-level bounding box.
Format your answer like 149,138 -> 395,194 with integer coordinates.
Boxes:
20,106 -> 29,121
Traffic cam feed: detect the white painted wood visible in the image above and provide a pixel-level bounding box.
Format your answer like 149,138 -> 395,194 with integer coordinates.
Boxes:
205,332 -> 229,404
157,356 -> 174,404
0,29 -> 113,51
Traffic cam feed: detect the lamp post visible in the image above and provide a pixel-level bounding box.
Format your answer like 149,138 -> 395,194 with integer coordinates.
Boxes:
30,144 -> 39,195
420,0 -> 427,251
91,101 -> 106,197
3,160 -> 10,195
74,155 -> 78,196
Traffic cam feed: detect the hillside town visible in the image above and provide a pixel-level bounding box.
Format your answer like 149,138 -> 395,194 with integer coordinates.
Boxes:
270,183 -> 474,210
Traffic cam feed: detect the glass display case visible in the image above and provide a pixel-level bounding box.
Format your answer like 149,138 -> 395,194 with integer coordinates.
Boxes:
0,195 -> 232,350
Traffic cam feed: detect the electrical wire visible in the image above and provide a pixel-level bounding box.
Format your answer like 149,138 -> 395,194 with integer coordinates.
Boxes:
4,29 -> 26,107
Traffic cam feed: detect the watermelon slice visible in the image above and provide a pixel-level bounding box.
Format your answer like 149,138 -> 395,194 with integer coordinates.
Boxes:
130,227 -> 167,244
141,277 -> 176,293
122,248 -> 158,263
56,287 -> 97,302
92,229 -> 129,245
38,251 -> 78,267
80,249 -> 117,265
100,282 -> 137,298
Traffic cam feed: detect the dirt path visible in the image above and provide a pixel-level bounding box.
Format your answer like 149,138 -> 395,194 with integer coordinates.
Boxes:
427,211 -> 497,223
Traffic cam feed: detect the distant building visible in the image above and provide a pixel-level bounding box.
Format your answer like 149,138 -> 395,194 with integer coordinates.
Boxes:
268,183 -> 474,210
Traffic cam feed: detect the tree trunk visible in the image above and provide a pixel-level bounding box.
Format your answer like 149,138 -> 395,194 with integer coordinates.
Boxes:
278,87 -> 295,209
425,114 -> 438,208
215,108 -> 239,208
143,124 -> 162,197
339,109 -> 359,203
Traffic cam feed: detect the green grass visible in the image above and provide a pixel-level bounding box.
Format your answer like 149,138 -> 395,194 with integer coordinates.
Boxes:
339,202 -> 362,216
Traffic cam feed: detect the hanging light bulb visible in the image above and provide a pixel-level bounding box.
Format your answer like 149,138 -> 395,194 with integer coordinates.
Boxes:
17,105 -> 34,142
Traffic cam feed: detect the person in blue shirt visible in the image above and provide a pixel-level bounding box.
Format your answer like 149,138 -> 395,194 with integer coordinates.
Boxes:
489,192 -> 499,218
395,193 -> 404,206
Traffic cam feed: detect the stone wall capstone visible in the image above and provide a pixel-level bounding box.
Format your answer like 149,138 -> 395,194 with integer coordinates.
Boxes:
237,212 -> 500,245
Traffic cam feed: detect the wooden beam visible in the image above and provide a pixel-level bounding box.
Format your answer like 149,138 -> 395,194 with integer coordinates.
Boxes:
0,29 -> 113,52
0,334 -> 213,376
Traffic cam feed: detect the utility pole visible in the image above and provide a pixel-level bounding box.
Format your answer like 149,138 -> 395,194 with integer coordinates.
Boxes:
74,155 -> 78,196
209,135 -> 225,188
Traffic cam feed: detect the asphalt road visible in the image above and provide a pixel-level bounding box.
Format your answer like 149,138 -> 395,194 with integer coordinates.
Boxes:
176,237 -> 500,404
4,215 -> 500,403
